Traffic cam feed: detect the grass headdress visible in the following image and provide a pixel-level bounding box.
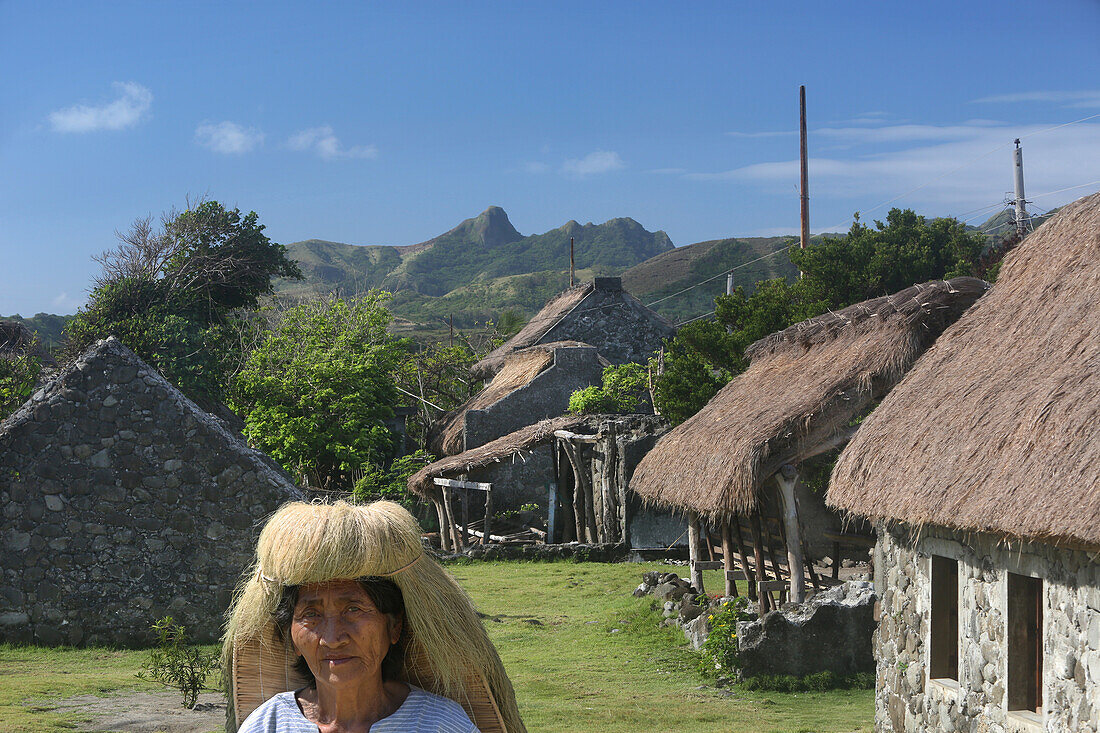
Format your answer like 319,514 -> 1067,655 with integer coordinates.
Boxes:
223,500 -> 524,732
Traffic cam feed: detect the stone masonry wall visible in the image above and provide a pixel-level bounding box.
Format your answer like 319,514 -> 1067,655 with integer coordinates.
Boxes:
875,522 -> 1100,732
0,338 -> 302,646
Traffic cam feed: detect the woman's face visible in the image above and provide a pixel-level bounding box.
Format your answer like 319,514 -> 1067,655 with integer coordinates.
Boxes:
290,579 -> 402,687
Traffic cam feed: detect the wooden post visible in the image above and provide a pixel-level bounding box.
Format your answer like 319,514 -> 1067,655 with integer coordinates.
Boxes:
442,487 -> 462,551
799,85 -> 809,253
434,496 -> 452,552
547,482 -> 557,544
721,519 -> 738,597
776,464 -> 806,603
578,451 -> 598,543
460,486 -> 470,546
554,444 -> 576,543
733,516 -> 757,601
749,511 -> 769,614
482,486 -> 493,546
687,511 -> 705,594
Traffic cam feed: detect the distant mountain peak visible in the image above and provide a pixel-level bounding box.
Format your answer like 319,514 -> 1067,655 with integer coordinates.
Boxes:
467,206 -> 522,248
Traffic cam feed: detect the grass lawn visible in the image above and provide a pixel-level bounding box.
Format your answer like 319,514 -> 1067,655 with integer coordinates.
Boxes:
0,560 -> 873,732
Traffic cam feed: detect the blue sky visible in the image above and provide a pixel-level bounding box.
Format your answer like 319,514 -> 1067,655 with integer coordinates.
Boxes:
2,0 -> 1099,316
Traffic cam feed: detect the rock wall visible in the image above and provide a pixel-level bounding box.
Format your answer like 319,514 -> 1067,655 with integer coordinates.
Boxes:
0,338 -> 302,646
875,522 -> 1100,732
540,277 -> 675,368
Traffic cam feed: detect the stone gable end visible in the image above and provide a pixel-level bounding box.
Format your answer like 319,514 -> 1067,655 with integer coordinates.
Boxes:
0,337 -> 302,646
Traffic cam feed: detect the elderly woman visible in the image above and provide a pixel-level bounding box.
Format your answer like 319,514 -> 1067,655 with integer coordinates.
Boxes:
224,500 -> 525,733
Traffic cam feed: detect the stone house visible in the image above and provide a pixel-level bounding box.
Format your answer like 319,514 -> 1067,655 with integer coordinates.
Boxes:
469,277 -> 675,381
828,193 -> 1100,732
630,277 -> 987,604
0,337 -> 302,646
411,414 -> 678,549
431,342 -> 606,456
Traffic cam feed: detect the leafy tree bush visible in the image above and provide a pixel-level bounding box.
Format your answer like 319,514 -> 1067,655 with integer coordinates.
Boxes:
353,449 -> 434,502
66,200 -> 300,406
231,293 -> 407,490
137,616 -> 220,709
568,362 -> 648,415
0,340 -> 42,420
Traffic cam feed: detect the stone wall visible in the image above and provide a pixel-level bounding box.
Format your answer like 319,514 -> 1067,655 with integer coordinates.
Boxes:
874,522 -> 1100,732
0,338 -> 302,646
540,277 -> 675,368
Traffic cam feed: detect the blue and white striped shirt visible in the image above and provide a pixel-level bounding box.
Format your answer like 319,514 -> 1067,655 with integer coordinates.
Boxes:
238,686 -> 480,733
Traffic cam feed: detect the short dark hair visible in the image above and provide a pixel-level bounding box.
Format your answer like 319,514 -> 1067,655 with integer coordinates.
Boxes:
273,576 -> 406,683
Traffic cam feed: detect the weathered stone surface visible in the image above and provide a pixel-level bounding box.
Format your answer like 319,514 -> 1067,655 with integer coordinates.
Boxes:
737,581 -> 876,679
0,337 -> 303,646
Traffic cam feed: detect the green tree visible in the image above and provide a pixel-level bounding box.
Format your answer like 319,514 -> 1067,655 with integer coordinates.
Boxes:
568,362 -> 649,415
230,293 -> 407,490
66,200 -> 300,405
0,338 -> 42,420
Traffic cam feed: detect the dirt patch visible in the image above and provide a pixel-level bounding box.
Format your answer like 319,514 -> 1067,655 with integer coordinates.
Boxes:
37,690 -> 226,733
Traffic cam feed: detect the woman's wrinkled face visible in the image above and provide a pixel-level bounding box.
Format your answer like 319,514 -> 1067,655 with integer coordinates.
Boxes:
290,580 -> 402,687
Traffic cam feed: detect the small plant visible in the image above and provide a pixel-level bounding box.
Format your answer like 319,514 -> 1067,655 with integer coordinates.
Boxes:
520,503 -> 539,512
698,596 -> 754,677
568,362 -> 648,415
137,616 -> 220,709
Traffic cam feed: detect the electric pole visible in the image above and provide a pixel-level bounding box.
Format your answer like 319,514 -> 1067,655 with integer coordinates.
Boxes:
799,85 -> 809,251
1013,139 -> 1030,238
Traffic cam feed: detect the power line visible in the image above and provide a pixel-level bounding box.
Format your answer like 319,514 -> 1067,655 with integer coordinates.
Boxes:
643,241 -> 796,308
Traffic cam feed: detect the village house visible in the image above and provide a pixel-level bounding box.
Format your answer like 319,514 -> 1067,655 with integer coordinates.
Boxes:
630,277 -> 988,613
0,337 -> 302,646
469,276 -> 674,381
828,193 -> 1100,732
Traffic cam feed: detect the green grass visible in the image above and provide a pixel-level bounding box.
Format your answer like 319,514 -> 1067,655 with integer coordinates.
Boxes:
0,561 -> 873,732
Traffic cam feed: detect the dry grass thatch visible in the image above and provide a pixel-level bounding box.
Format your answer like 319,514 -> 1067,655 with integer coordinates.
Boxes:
434,342 -> 602,456
410,415 -> 588,497
470,284 -> 593,379
630,276 -> 989,518
828,192 -> 1100,550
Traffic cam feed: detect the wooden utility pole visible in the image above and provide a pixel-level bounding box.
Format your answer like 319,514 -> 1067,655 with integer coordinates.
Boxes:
569,236 -> 575,287
775,464 -> 806,603
726,271 -> 734,296
1013,139 -> 1030,237
799,85 -> 809,252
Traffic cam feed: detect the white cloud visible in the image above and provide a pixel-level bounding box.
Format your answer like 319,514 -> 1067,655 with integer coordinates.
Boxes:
287,125 -> 378,160
194,121 -> 264,154
51,292 -> 84,312
49,82 -> 152,133
684,121 -> 1100,215
561,150 -> 624,177
973,91 -> 1100,109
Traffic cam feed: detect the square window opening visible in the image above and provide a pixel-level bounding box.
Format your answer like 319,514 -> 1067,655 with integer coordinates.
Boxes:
929,555 -> 959,680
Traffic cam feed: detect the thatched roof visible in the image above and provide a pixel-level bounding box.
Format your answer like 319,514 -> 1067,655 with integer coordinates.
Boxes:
828,192 -> 1100,550
0,320 -> 55,366
470,285 -> 594,379
432,341 -> 605,456
630,276 -> 989,518
410,415 -> 589,497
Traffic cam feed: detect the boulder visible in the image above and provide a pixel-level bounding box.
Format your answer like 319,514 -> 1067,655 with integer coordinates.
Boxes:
736,581 -> 876,679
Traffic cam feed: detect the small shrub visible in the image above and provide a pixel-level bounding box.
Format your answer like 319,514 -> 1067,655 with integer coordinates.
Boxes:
353,449 -> 434,503
568,362 -> 648,415
137,616 -> 220,709
698,596 -> 754,677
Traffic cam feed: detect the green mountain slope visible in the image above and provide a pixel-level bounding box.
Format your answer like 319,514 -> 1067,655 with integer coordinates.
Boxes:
278,206 -> 675,324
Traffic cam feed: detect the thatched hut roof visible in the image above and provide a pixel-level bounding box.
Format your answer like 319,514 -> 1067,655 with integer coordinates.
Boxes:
432,341 -> 605,456
410,415 -> 589,497
470,285 -> 593,380
828,192 -> 1100,550
0,320 -> 55,366
630,276 -> 989,518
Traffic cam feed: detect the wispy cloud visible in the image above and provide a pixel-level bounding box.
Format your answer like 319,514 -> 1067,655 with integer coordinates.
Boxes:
194,121 -> 264,154
972,91 -> 1100,109
726,130 -> 795,138
49,82 -> 152,133
561,150 -> 624,177
684,120 -> 1100,213
522,161 -> 549,174
51,291 -> 84,312
648,167 -> 687,175
287,125 -> 377,160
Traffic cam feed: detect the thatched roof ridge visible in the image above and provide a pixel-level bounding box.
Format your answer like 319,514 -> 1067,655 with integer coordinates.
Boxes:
410,415 -> 589,497
470,284 -> 593,379
828,192 -> 1100,550
432,341 -> 605,456
631,276 -> 989,518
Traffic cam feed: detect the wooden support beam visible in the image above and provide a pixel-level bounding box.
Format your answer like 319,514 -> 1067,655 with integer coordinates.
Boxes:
460,487 -> 470,546
775,464 -> 806,603
687,511 -> 705,593
553,430 -> 599,443
721,519 -> 738,597
733,515 -> 757,601
442,487 -> 462,551
546,482 -> 557,545
749,511 -> 769,615
482,486 -> 493,546
434,496 -> 452,552
433,477 -> 492,491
